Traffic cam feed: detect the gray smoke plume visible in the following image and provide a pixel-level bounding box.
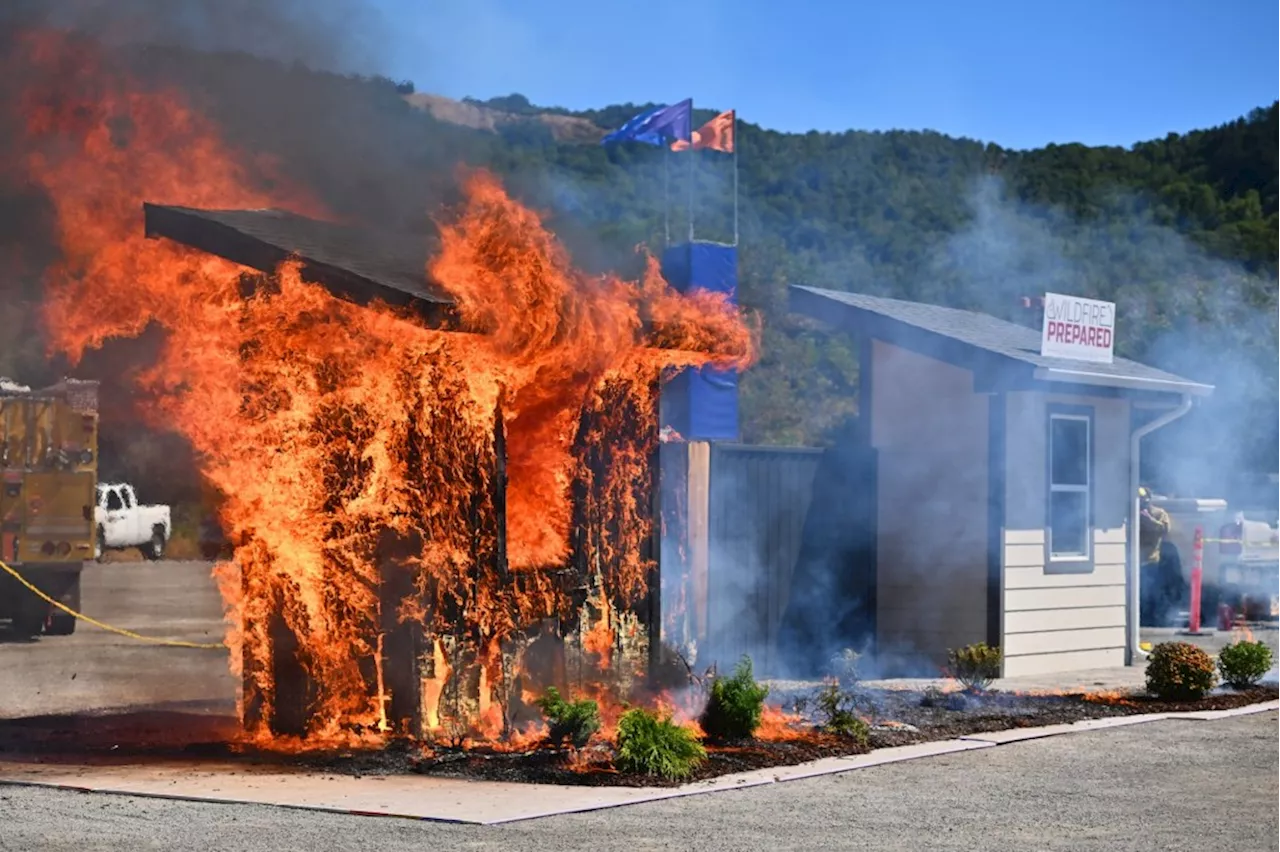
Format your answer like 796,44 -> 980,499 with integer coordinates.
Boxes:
0,0 -> 439,508
2,0 -> 390,75
725,173 -> 1277,680
931,175 -> 1278,494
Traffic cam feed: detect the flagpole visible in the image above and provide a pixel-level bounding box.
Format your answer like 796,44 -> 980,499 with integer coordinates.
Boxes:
687,143 -> 695,242
663,145 -> 671,246
732,113 -> 739,248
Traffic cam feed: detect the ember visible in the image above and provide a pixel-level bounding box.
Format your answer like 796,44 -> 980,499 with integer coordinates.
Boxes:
13,31 -> 756,747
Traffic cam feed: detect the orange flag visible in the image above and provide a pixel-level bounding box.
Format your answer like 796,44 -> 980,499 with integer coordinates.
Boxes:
671,110 -> 735,153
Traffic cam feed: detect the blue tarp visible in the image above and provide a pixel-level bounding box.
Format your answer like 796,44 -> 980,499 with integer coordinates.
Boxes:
660,242 -> 739,440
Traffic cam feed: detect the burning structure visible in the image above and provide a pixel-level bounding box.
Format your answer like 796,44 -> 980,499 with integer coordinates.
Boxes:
11,31 -> 755,745
139,197 -> 752,743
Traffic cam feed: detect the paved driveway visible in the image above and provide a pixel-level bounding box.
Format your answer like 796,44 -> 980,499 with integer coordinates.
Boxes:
0,711 -> 1274,852
1,562 -> 1275,851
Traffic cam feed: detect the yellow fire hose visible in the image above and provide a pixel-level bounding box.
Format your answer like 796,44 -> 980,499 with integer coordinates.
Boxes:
0,557 -> 225,650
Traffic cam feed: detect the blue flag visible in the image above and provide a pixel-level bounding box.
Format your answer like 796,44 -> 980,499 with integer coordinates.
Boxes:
601,99 -> 693,146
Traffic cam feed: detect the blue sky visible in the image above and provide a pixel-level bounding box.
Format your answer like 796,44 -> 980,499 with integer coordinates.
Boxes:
369,0 -> 1277,150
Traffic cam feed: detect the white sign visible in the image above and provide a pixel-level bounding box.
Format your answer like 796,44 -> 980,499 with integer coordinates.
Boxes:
1040,292 -> 1116,364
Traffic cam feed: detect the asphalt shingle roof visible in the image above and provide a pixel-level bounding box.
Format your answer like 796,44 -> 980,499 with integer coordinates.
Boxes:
791,285 -> 1212,396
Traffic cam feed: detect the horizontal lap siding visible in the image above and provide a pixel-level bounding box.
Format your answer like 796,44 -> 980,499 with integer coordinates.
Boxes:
1002,526 -> 1128,677
1000,392 -> 1131,679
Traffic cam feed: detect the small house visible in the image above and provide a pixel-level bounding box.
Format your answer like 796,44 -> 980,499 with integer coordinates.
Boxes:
787,285 -> 1213,677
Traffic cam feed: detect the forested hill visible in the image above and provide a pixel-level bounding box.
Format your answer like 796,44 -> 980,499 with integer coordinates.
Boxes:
2,43 -> 1276,493
395,86 -> 1280,485
451,93 -> 1280,486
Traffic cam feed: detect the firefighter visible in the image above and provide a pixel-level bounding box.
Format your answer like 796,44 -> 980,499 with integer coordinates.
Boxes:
1138,487 -> 1181,626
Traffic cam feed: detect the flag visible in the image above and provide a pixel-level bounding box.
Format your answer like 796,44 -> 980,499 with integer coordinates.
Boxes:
601,99 -> 693,146
671,110 -> 735,153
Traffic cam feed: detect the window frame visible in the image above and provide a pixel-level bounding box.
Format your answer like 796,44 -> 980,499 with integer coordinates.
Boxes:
1045,405 -> 1094,570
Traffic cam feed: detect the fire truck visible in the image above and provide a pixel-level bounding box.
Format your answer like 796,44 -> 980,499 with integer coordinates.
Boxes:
0,377 -> 99,637
1155,491 -> 1279,624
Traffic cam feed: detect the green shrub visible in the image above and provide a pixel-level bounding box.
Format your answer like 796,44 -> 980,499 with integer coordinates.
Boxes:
534,686 -> 601,748
699,656 -> 770,740
1145,641 -> 1218,700
828,648 -> 861,688
1217,641 -> 1274,689
614,707 -> 707,780
814,681 -> 869,745
947,643 -> 1003,692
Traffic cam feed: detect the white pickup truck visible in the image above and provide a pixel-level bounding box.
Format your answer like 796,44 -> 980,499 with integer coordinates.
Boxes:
94,482 -> 172,561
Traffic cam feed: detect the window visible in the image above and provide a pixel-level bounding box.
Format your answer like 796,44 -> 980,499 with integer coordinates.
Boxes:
105,488 -> 123,511
1048,413 -> 1091,560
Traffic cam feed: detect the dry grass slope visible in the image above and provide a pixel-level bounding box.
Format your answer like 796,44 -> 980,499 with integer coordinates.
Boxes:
403,93 -> 604,143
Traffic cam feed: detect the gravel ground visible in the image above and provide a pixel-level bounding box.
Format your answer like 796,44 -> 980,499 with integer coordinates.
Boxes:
0,711 -> 1273,852
0,561 -> 233,720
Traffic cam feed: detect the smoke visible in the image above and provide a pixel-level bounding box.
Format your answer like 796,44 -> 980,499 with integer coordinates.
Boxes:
931,175 -> 1279,495
2,0 -> 390,75
710,172 -> 1276,680
0,1 -> 441,510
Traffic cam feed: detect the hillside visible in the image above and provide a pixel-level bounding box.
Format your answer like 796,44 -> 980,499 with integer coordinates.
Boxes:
403,92 -> 603,143
420,91 -> 1279,490
1,42 -> 1275,499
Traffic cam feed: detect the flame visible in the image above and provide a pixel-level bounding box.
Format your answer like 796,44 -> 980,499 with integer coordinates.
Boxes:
421,639 -> 452,732
428,170 -> 754,570
582,591 -> 616,668
14,31 -> 756,745
756,704 -> 808,742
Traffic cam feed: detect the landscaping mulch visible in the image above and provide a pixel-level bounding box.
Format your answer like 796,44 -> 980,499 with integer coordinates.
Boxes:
0,686 -> 1273,788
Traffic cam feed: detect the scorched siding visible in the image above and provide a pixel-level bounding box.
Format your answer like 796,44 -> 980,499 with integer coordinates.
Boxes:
871,340 -> 988,668
1001,392 -> 1130,678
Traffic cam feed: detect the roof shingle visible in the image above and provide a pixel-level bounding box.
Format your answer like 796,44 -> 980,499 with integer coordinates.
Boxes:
791,285 -> 1212,396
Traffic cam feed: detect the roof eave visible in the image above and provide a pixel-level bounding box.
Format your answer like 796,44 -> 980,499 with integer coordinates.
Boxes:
143,203 -> 461,330
1031,366 -> 1214,398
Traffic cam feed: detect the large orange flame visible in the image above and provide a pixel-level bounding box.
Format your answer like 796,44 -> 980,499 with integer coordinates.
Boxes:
12,31 -> 756,743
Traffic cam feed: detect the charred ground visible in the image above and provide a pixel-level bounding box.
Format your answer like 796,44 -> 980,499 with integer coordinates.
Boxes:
1,685 -> 1273,788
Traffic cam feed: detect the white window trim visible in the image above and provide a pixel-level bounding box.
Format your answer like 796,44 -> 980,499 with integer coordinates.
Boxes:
1048,413 -> 1091,562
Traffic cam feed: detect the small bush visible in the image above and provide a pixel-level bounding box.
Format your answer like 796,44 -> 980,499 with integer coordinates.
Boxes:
947,643 -> 1003,692
828,648 -> 861,688
614,707 -> 706,780
814,681 -> 869,745
1145,641 -> 1218,700
1217,641 -> 1273,689
535,687 -> 601,748
700,656 -> 770,740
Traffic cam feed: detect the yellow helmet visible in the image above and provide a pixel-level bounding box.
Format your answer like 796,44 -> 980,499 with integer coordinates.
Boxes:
1138,486 -> 1151,500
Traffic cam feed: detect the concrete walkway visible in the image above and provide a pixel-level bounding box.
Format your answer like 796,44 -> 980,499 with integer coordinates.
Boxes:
2,711 -> 1274,852
1,694 -> 1273,824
